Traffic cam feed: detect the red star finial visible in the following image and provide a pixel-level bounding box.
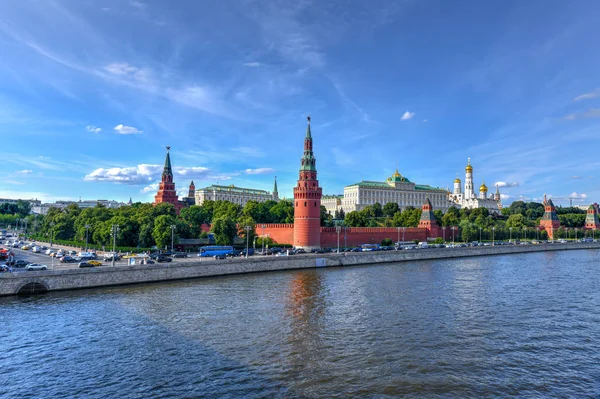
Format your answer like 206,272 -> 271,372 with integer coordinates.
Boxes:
307,115 -> 311,123
166,146 -> 171,151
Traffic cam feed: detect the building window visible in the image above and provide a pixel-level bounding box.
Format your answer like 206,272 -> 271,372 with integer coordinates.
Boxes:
304,201 -> 307,207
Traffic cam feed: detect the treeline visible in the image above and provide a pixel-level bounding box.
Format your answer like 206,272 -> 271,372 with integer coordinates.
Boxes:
0,200 -> 33,227
26,200 -> 296,248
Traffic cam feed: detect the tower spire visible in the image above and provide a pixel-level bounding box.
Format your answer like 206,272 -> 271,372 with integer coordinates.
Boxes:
163,146 -> 173,177
273,176 -> 278,194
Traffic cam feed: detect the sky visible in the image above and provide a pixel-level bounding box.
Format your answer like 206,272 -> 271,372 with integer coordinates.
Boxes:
1,0 -> 599,207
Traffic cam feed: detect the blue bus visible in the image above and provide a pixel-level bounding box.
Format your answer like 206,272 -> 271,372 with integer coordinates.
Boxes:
198,246 -> 234,257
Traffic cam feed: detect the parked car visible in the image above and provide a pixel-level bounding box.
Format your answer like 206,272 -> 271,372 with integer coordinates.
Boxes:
172,253 -> 187,258
25,263 -> 48,271
60,256 -> 78,263
31,246 -> 41,253
45,248 -> 55,255
156,255 -> 172,263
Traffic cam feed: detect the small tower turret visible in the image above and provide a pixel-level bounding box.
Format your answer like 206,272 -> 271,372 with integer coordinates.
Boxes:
273,176 -> 279,201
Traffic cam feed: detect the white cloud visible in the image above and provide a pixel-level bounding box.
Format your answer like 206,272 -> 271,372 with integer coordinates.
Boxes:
401,111 -> 415,121
3,179 -> 25,185
130,1 -> 146,9
423,119 -> 428,123
175,167 -> 210,177
114,124 -> 143,135
141,183 -> 158,193
245,168 -> 275,175
86,125 -> 102,133
570,175 -> 582,180
573,89 -> 600,102
494,181 -> 520,188
569,192 -> 587,199
16,169 -> 33,174
243,62 -> 261,67
500,194 -> 511,200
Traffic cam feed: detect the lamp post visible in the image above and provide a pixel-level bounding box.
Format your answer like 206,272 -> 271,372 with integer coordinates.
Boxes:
452,226 -> 455,245
261,224 -> 266,255
24,219 -> 28,239
170,225 -> 176,253
479,227 -> 482,243
336,225 -> 341,253
50,222 -> 55,247
492,227 -> 495,246
84,224 -> 91,252
442,226 -> 446,242
509,227 -> 512,243
402,227 -> 406,242
111,224 -> 119,267
523,227 -> 526,241
397,226 -> 400,244
244,226 -> 251,258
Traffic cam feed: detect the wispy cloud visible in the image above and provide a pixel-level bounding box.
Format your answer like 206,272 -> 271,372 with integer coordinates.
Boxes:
573,89 -> 600,102
141,183 -> 158,193
401,111 -> 415,121
86,125 -> 102,133
570,175 -> 582,180
494,181 -> 520,188
114,124 -> 142,135
104,63 -> 151,83
563,108 -> 600,120
84,164 -> 228,185
16,169 -> 33,174
245,168 -> 275,175
331,81 -> 373,123
243,62 -> 261,67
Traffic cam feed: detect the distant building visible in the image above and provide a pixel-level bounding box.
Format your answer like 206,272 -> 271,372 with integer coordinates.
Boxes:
322,169 -> 452,215
31,199 -> 127,215
0,198 -> 41,207
194,177 -> 279,207
181,181 -> 196,206
449,158 -> 502,213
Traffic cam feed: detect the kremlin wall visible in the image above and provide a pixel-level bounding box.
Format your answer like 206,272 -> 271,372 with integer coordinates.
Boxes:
153,117 -> 599,248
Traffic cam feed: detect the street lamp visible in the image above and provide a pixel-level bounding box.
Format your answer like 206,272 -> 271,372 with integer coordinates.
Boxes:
84,224 -> 91,252
111,224 -> 120,267
402,227 -> 406,242
261,224 -> 266,255
244,226 -> 251,258
492,227 -> 495,246
442,226 -> 446,242
170,225 -> 176,253
336,225 -> 341,253
397,226 -> 400,244
50,222 -> 55,247
509,227 -> 512,242
253,236 -> 257,251
452,226 -> 455,245
479,227 -> 482,243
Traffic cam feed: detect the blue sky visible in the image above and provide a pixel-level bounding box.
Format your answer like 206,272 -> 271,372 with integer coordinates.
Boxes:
1,0 -> 599,206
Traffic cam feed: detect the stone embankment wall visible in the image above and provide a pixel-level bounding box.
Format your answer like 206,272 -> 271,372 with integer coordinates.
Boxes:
2,242 -> 599,297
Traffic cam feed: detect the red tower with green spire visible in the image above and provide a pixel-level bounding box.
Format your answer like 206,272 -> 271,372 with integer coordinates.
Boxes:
154,146 -> 184,214
418,198 -> 440,238
293,116 -> 322,249
539,194 -> 560,239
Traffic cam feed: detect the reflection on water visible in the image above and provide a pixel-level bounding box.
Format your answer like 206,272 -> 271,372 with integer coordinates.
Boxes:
3,250 -> 600,398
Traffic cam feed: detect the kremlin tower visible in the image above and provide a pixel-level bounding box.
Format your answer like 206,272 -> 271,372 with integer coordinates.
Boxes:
154,146 -> 185,214
418,198 -> 440,238
465,158 -> 475,199
584,204 -> 600,230
293,116 -> 322,249
539,195 -> 560,239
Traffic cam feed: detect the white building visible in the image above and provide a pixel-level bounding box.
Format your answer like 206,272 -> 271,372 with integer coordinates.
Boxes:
32,199 -> 128,215
322,170 -> 453,215
0,198 -> 41,207
194,179 -> 279,207
449,158 -> 502,213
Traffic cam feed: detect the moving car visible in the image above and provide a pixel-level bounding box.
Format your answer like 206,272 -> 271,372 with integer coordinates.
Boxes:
25,263 -> 48,271
213,254 -> 226,260
156,255 -> 172,263
13,260 -> 28,268
60,256 -> 78,263
88,260 -> 102,266
78,262 -> 95,268
172,253 -> 187,258
31,246 -> 41,253
104,253 -> 121,261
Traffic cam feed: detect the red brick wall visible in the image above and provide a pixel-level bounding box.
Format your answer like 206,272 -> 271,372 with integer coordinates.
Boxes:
259,224 -> 295,245
320,227 -> 428,248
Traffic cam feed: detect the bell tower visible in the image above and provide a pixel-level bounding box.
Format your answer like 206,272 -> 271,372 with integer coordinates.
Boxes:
293,116 -> 322,249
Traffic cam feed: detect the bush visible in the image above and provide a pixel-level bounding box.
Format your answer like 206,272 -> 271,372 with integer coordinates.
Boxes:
381,238 -> 393,246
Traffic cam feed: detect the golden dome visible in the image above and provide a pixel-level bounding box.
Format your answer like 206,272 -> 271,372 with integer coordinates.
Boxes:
392,168 -> 401,178
454,177 -> 461,183
479,182 -> 488,192
466,157 -> 473,173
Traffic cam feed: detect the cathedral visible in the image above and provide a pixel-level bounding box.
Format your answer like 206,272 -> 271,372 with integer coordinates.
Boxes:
449,158 -> 502,213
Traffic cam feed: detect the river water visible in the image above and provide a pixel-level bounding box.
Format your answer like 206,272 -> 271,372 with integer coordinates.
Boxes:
2,250 -> 600,398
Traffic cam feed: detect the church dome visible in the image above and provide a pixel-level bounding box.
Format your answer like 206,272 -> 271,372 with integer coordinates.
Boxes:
466,164 -> 473,173
454,177 -> 461,183
479,182 -> 488,192
389,168 -> 404,182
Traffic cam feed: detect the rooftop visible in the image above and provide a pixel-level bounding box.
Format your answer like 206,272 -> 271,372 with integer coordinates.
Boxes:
199,184 -> 271,195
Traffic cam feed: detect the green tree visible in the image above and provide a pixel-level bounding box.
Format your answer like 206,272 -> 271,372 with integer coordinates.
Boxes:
269,201 -> 294,223
372,202 -> 383,218
180,206 -> 211,237
383,202 -> 399,217
211,216 -> 237,245
152,214 -> 178,249
381,238 -> 393,246
506,214 -> 527,229
345,211 -> 367,227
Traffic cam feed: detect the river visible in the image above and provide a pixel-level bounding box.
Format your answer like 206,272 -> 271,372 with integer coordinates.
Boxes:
2,249 -> 600,398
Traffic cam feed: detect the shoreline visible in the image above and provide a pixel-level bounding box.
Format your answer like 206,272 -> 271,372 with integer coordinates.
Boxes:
2,242 -> 599,297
